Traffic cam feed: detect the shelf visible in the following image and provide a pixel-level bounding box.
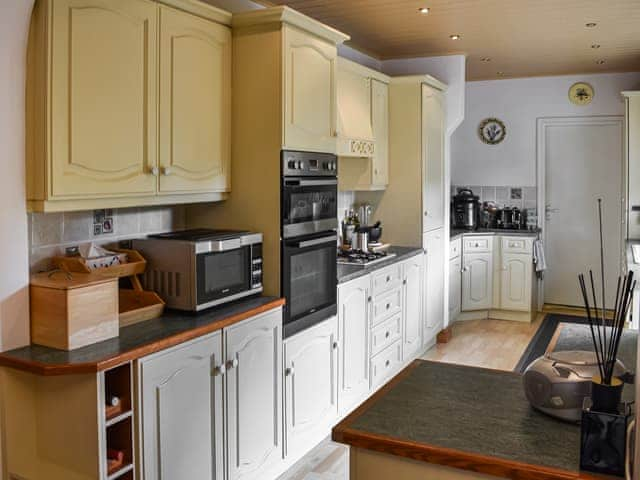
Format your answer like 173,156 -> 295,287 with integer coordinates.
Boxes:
104,364 -> 132,422
107,462 -> 133,480
105,410 -> 133,428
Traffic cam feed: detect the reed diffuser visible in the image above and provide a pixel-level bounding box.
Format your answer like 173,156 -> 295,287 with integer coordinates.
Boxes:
577,199 -> 635,414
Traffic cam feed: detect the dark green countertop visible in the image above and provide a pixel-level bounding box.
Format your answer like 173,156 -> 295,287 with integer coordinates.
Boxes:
337,246 -> 424,284
0,295 -> 284,375
334,360 -> 617,479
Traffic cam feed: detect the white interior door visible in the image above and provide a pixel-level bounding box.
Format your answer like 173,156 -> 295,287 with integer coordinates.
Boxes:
541,117 -> 623,308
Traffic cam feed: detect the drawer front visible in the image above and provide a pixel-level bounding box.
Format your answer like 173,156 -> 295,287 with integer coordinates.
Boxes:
372,287 -> 402,326
370,313 -> 402,356
371,264 -> 403,296
463,236 -> 493,253
370,340 -> 403,390
501,236 -> 533,254
449,237 -> 462,259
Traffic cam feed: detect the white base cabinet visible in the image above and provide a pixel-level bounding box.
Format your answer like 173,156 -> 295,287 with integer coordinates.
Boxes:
403,254 -> 424,361
449,239 -> 462,322
138,332 -> 224,480
284,317 -> 339,461
424,229 -> 445,346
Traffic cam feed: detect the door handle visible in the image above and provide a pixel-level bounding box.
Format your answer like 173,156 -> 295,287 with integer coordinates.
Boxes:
149,166 -> 159,176
226,358 -> 239,370
212,364 -> 226,377
294,234 -> 337,249
285,367 -> 295,376
162,166 -> 172,176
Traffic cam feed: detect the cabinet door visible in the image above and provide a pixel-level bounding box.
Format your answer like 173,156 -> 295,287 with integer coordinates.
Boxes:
139,332 -> 224,480
371,79 -> 389,187
449,257 -> 462,320
421,84 -> 445,232
424,229 -> 444,346
338,275 -> 370,415
159,6 -> 231,194
500,253 -> 532,311
225,309 -> 283,480
462,252 -> 493,311
50,0 -> 157,198
403,255 -> 423,361
284,317 -> 338,459
283,25 -> 337,154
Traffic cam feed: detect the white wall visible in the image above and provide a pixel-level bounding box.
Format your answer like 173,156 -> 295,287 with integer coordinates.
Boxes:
0,0 -> 34,353
452,72 -> 640,187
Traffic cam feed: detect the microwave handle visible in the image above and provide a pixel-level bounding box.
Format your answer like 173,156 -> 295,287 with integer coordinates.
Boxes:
284,179 -> 338,187
294,234 -> 337,249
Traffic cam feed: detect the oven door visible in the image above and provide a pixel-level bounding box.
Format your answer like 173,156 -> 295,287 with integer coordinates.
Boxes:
282,178 -> 338,238
196,246 -> 252,308
282,232 -> 338,337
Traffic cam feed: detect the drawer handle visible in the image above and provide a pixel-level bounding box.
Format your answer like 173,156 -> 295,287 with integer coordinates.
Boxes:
386,303 -> 391,310
212,364 -> 226,377
385,360 -> 390,367
386,276 -> 391,282
385,331 -> 390,338
368,296 -> 372,303
285,367 -> 295,376
403,279 -> 407,285
475,242 -> 479,247
332,341 -> 339,350
226,358 -> 239,370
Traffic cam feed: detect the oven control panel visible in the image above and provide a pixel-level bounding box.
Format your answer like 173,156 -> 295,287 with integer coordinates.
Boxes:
282,150 -> 338,177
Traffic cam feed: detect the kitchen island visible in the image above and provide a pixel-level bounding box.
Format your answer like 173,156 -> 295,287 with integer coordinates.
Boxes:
333,360 -> 614,480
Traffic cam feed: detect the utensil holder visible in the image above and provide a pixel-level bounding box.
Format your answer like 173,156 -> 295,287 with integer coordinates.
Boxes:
580,398 -> 633,477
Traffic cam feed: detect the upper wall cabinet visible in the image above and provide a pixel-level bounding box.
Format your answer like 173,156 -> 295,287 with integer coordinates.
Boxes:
159,6 -> 231,194
336,58 -> 390,191
232,7 -> 349,156
26,0 -> 232,212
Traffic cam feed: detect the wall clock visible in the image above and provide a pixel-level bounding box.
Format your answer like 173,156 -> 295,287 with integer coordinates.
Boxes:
569,82 -> 594,105
478,118 -> 506,145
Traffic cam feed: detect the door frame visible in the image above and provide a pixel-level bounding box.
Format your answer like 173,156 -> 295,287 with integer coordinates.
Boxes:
536,115 -> 625,310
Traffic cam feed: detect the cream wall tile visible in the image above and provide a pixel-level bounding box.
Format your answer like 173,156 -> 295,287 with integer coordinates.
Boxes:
117,208 -> 140,236
63,211 -> 92,243
30,212 -> 63,247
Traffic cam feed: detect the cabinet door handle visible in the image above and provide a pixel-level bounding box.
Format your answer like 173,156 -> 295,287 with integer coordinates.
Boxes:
285,367 -> 295,376
403,279 -> 407,285
150,166 -> 159,176
386,303 -> 391,310
385,331 -> 390,338
226,358 -> 239,370
162,166 -> 172,176
212,364 -> 226,377
332,341 -> 339,350
368,296 -> 372,303
386,276 -> 391,282
424,210 -> 428,217
385,360 -> 390,367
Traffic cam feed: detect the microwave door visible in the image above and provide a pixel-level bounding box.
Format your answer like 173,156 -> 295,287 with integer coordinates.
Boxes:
196,247 -> 251,307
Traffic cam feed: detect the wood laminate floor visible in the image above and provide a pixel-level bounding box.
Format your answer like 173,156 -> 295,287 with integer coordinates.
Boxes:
422,314 -> 545,371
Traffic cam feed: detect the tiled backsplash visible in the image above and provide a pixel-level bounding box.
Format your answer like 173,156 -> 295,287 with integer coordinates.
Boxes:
452,185 -> 537,211
29,206 -> 186,272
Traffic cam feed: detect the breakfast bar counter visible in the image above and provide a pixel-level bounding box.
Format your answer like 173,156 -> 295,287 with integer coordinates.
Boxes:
333,360 -> 612,480
0,295 -> 284,375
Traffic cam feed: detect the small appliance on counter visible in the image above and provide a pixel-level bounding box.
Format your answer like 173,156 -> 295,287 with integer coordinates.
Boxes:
452,189 -> 480,230
133,229 -> 263,312
523,351 -> 626,423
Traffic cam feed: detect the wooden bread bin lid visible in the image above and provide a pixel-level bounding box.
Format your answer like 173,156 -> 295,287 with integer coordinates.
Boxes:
31,271 -> 118,290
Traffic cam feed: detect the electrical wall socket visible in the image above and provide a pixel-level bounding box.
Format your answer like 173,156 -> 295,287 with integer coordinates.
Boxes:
65,245 -> 80,256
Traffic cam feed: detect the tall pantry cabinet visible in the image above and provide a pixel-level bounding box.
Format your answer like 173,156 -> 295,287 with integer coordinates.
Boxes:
374,76 -> 447,348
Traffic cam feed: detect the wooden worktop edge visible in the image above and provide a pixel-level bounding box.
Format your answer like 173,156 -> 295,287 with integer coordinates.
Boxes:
0,298 -> 285,376
332,359 -> 601,480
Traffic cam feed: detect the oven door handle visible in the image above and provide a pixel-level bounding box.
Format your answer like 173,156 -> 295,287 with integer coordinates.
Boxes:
284,179 -> 338,187
293,234 -> 337,249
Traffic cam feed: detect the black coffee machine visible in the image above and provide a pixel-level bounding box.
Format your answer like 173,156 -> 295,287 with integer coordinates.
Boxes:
452,189 -> 480,230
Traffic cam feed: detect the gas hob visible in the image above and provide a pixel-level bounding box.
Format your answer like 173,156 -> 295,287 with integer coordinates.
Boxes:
337,249 -> 396,266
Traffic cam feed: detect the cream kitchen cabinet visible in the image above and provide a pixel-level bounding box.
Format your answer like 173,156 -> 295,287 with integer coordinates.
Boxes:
283,25 -> 340,154
402,254 -> 424,361
461,252 -> 494,311
422,84 -> 446,233
498,237 -> 534,312
158,5 -> 231,194
337,275 -> 371,416
225,309 -> 283,480
138,332 -> 225,480
284,316 -> 338,460
26,0 -> 232,212
371,79 -> 390,187
449,238 -> 462,322
424,229 -> 445,346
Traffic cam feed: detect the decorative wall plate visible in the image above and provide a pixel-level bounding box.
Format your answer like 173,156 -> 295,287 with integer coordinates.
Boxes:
569,82 -> 594,105
478,118 -> 506,145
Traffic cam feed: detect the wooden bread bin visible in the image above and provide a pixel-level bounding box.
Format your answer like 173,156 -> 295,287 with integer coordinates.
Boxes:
30,271 -> 119,351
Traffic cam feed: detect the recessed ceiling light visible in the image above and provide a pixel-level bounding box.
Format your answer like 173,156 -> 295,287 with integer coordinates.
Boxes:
418,7 -> 430,14
596,59 -> 606,64
585,22 -> 597,28
481,57 -> 491,62
449,34 -> 461,40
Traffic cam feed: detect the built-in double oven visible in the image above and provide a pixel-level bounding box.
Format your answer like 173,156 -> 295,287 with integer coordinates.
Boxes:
281,150 -> 338,337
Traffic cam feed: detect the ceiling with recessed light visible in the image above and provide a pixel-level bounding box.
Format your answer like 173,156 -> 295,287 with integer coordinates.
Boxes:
259,0 -> 640,80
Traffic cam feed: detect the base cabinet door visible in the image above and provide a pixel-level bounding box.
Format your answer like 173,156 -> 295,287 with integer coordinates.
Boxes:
424,229 -> 444,346
158,6 -> 231,194
449,256 -> 462,320
283,25 -> 338,154
338,275 -> 371,415
284,317 -> 338,459
139,332 -> 224,480
462,252 -> 493,311
50,0 -> 158,198
225,310 -> 283,480
403,255 -> 423,360
500,253 -> 532,311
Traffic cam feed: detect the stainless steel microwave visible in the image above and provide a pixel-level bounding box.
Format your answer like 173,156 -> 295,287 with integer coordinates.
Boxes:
133,229 -> 263,311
